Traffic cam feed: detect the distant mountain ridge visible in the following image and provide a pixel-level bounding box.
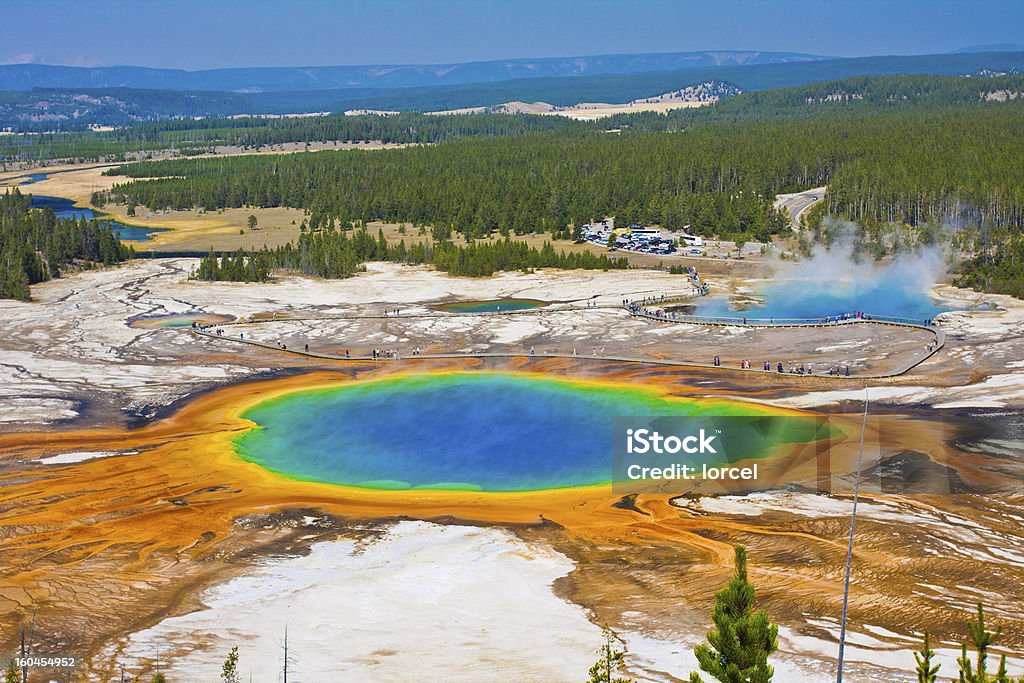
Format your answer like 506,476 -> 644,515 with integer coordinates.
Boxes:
952,43 -> 1024,53
0,50 -> 828,92
4,50 -> 1024,130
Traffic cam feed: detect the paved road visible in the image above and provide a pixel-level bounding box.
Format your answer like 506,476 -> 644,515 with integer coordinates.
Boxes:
774,186 -> 827,231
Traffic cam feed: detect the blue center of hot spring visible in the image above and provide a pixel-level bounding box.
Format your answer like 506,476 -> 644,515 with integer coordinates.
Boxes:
233,373 -> 773,492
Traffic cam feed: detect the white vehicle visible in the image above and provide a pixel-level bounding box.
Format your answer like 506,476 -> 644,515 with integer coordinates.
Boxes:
680,233 -> 704,247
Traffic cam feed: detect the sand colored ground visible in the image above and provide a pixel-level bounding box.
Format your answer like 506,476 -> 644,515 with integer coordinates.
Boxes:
548,99 -> 707,120
431,99 -> 707,120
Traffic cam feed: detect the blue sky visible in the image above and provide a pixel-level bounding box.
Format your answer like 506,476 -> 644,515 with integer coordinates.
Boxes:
7,0 -> 1023,69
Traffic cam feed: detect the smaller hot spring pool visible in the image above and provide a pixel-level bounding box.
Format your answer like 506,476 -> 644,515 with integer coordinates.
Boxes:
130,313 -> 234,329
435,298 -> 546,313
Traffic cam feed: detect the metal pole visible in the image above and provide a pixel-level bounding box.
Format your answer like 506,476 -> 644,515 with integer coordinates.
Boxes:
836,388 -> 869,683
20,628 -> 27,683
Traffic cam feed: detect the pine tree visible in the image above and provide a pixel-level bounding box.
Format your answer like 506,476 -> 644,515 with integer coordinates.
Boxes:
689,546 -> 778,683
913,631 -> 939,682
586,626 -> 633,683
956,604 -> 1012,683
150,673 -> 166,683
221,646 -> 239,683
4,659 -> 18,683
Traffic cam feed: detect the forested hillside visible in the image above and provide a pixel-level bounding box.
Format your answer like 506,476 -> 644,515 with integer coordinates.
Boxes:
0,112 -> 586,164
99,101 -> 1024,240
822,107 -> 1024,227
0,189 -> 132,300
611,74 -> 1024,127
957,236 -> 1024,298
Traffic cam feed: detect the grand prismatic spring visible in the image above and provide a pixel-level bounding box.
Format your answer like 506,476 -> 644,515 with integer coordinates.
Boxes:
232,372 -> 827,492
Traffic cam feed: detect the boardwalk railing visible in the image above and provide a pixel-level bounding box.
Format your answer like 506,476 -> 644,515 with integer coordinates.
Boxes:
627,309 -> 936,328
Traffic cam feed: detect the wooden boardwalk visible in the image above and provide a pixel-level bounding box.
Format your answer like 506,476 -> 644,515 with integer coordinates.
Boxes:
190,300 -> 945,381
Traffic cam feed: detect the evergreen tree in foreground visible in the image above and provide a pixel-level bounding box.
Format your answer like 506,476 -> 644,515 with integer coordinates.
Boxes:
4,659 -> 18,683
689,546 -> 778,683
956,603 -> 1015,683
913,631 -> 939,682
221,646 -> 239,683
587,626 -> 633,683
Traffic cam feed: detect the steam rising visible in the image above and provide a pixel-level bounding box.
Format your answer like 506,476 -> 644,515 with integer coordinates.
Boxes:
697,219 -> 950,321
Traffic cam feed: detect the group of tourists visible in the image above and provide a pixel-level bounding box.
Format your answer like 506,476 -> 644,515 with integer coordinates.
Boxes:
630,304 -> 692,322
373,347 -> 424,357
819,312 -> 873,324
623,295 -> 669,307
714,357 -> 853,376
